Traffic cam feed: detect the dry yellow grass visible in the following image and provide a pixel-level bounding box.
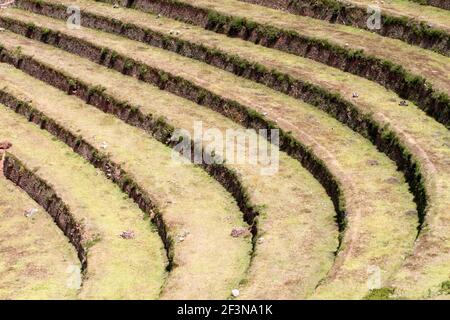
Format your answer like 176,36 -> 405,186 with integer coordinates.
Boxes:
0,105 -> 168,299
0,0 -> 448,299
0,172 -> 80,299
0,40 -> 342,299
0,20 -> 421,298
6,4 -> 447,298
0,62 -> 254,299
147,0 -> 449,92
347,0 -> 450,32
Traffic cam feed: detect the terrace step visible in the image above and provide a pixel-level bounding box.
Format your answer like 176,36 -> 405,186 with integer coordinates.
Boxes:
0,105 -> 167,299
238,0 -> 450,54
122,0 -> 450,89
0,62 -> 254,299
409,0 -> 450,11
0,41 -> 341,300
58,0 -> 450,125
0,171 -> 80,299
4,8 -> 448,297
0,22 -> 421,298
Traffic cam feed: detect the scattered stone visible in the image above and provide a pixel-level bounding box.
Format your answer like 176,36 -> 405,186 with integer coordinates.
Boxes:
231,289 -> 240,297
352,92 -> 359,98
100,141 -> 108,149
257,237 -> 264,244
405,210 -> 417,217
399,100 -> 408,107
263,112 -> 268,116
427,23 -> 433,28
231,227 -> 249,238
366,159 -> 379,166
120,230 -> 135,239
385,177 -> 400,185
156,14 -> 162,19
0,28 -> 5,32
24,208 -> 39,218
0,141 -> 12,150
345,43 -> 349,47
113,4 -> 119,8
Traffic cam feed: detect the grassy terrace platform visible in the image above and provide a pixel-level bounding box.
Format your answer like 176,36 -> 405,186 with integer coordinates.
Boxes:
0,19 -> 422,297
4,7 -> 448,297
0,172 -> 80,299
83,0 -> 449,123
15,0 -> 450,92
0,0 -> 448,301
343,0 -> 450,31
0,62 -> 255,299
0,36 -> 342,300
10,1 -> 449,126
0,105 -> 167,299
239,0 -> 450,54
141,0 -> 450,90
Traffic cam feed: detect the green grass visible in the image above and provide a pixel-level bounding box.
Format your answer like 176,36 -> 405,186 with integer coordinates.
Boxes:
0,17 -> 422,299
0,37 -> 342,299
364,288 -> 395,300
21,2 -> 447,283
0,62 -> 254,299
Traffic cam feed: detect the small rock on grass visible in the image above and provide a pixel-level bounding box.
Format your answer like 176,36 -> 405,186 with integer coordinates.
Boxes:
366,159 -> 379,166
231,227 -> 250,238
120,230 -> 135,239
24,208 -> 39,218
399,100 -> 408,107
231,289 -> 240,297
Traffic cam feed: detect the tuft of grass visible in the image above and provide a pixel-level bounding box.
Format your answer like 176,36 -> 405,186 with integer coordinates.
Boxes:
440,280 -> 450,294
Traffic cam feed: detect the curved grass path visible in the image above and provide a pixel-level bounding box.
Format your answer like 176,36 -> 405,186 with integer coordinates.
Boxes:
239,0 -> 450,54
0,38 -> 341,300
78,0 -> 450,125
343,0 -> 450,32
0,170 -> 80,300
0,62 -> 253,299
0,105 -> 167,299
0,22 -> 422,298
